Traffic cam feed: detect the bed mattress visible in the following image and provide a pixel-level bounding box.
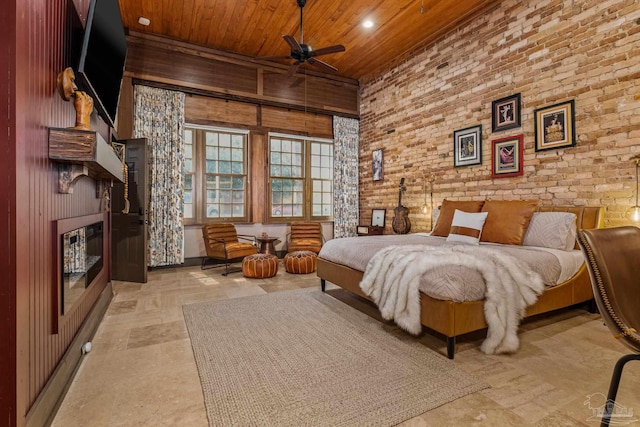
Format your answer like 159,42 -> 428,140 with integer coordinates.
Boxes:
318,233 -> 584,302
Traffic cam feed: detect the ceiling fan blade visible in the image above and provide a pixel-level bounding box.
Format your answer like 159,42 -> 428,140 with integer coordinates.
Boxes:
256,55 -> 293,61
309,44 -> 345,57
307,58 -> 337,73
283,35 -> 303,53
286,61 -> 302,78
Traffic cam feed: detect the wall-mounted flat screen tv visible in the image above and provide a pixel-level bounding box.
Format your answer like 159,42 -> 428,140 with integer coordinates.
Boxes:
77,0 -> 127,130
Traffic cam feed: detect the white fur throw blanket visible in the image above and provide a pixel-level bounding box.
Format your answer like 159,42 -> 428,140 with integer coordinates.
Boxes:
359,245 -> 544,354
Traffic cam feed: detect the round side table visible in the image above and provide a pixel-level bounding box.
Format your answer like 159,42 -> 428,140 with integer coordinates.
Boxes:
255,235 -> 278,256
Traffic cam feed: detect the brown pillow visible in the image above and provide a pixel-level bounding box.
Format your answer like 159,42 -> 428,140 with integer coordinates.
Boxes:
432,199 -> 485,237
480,200 -> 539,245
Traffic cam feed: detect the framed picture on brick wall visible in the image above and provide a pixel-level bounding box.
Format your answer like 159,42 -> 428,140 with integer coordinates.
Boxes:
492,93 -> 521,132
372,149 -> 384,181
534,99 -> 576,152
453,124 -> 482,167
491,134 -> 524,178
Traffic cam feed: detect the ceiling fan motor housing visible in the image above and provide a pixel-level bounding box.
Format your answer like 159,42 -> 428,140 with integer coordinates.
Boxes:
292,44 -> 313,61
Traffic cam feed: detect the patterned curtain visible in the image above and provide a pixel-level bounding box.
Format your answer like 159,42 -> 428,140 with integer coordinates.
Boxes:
332,116 -> 360,238
133,85 -> 185,267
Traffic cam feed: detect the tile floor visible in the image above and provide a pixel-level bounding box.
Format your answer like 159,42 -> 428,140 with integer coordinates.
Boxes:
52,261 -> 640,426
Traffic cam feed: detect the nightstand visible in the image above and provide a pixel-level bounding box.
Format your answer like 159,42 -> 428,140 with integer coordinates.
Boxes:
356,225 -> 384,236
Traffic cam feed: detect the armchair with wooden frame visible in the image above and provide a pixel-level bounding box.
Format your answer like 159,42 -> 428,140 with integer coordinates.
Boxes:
287,221 -> 324,254
201,223 -> 257,275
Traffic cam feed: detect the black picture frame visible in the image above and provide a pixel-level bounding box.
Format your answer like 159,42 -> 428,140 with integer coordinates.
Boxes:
371,209 -> 386,227
534,99 -> 576,152
453,124 -> 482,167
372,149 -> 384,181
492,93 -> 521,132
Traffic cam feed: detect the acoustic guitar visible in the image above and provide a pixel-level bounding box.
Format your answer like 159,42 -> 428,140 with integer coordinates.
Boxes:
392,178 -> 411,234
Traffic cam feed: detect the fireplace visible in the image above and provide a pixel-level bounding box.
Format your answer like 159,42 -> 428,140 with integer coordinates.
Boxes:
62,221 -> 103,314
54,212 -> 108,333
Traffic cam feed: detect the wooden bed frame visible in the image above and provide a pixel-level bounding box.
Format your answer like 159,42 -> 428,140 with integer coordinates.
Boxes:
317,206 -> 605,359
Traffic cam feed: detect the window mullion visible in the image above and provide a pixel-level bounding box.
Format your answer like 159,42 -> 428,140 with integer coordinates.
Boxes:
196,129 -> 205,224
305,140 -> 311,220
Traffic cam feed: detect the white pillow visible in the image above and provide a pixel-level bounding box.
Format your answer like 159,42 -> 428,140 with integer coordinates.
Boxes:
446,210 -> 488,245
432,208 -> 440,229
523,212 -> 577,251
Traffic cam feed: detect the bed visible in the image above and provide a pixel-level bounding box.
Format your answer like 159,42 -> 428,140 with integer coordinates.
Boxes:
317,204 -> 604,359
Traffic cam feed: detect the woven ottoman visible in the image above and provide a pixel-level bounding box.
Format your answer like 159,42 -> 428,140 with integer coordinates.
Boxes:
242,253 -> 278,278
284,250 -> 317,274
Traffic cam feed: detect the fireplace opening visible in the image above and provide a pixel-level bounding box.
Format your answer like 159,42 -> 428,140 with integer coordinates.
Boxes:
62,220 -> 103,314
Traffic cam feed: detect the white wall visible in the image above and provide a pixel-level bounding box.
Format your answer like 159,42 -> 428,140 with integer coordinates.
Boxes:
184,223 -> 334,259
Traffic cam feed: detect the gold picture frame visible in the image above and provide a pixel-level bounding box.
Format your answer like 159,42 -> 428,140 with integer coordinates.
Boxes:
534,100 -> 576,152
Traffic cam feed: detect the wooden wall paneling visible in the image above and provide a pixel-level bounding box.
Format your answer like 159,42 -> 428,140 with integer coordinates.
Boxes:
185,94 -> 258,127
0,0 -> 16,423
116,76 -> 134,139
10,0 -> 110,425
124,32 -> 359,118
261,107 -> 334,139
250,132 -> 268,223
71,0 -> 90,25
126,40 -> 259,95
261,70 -> 359,115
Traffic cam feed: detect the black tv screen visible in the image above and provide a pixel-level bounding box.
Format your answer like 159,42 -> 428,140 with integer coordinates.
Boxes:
77,0 -> 127,130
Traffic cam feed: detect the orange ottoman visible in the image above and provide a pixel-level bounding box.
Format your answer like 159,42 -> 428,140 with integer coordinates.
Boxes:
242,254 -> 278,278
284,251 -> 317,274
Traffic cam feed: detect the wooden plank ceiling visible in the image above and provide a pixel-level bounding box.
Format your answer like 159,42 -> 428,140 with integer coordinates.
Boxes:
118,0 -> 502,83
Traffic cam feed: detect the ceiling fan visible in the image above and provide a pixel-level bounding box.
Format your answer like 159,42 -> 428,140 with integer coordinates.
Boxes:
259,0 -> 346,77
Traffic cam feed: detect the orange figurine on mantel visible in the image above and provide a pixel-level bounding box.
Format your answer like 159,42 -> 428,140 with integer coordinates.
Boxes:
56,67 -> 93,130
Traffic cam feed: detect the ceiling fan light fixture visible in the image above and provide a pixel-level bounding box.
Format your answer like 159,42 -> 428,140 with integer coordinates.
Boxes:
138,16 -> 150,26
362,19 -> 374,29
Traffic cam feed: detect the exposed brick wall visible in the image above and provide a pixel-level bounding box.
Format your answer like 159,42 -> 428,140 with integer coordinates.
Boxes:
359,0 -> 640,230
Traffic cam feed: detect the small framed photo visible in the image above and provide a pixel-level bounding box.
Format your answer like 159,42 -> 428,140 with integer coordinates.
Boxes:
453,125 -> 482,167
534,99 -> 576,152
492,93 -> 521,132
372,149 -> 384,181
371,209 -> 386,227
491,134 -> 524,178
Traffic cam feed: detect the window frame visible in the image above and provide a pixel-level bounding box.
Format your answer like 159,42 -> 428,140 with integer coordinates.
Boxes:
183,124 -> 250,225
267,132 -> 334,223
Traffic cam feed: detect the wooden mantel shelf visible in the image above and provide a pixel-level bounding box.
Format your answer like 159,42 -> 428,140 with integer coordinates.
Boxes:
48,128 -> 124,192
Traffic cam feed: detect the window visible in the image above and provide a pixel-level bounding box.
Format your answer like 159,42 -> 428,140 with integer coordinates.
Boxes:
269,133 -> 333,221
183,125 -> 249,224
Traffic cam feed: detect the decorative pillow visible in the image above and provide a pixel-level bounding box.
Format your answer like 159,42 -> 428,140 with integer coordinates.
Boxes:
446,210 -> 489,244
432,199 -> 485,237
432,208 -> 440,230
480,200 -> 538,245
523,212 -> 577,251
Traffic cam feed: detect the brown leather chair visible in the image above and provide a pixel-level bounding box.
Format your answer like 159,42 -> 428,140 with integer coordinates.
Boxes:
287,221 -> 323,254
578,227 -> 640,427
202,223 -> 257,275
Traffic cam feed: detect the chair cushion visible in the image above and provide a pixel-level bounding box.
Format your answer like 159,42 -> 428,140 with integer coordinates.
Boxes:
225,242 -> 258,259
480,200 -> 538,245
431,200 -> 485,237
284,251 -> 317,274
242,254 -> 278,278
289,238 -> 322,253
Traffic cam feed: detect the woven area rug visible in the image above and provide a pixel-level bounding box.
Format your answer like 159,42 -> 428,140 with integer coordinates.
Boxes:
183,289 -> 488,426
